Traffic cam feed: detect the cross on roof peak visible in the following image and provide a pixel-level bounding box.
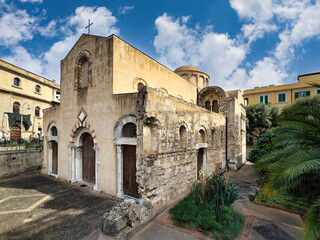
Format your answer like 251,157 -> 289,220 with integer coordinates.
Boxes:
85,19 -> 93,34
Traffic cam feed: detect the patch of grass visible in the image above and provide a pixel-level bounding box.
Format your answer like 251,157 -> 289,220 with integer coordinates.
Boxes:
255,184 -> 312,213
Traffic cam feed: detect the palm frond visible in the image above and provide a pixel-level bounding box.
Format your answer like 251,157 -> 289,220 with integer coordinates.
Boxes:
302,197 -> 320,240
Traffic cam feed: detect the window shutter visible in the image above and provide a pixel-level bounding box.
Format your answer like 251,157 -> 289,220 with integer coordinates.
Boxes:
295,92 -> 298,99
260,96 -> 263,103
265,95 -> 268,104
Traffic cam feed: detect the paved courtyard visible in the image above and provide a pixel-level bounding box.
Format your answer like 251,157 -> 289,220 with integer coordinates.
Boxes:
0,173 -> 117,240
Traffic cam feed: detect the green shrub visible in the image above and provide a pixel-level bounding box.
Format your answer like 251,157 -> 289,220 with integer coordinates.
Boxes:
170,176 -> 243,239
249,131 -> 275,163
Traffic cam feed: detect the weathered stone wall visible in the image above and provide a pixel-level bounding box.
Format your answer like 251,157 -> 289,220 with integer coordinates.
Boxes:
136,88 -> 226,209
0,148 -> 43,178
221,95 -> 246,170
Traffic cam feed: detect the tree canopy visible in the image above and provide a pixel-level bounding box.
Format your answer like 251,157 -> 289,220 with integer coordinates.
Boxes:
245,103 -> 279,139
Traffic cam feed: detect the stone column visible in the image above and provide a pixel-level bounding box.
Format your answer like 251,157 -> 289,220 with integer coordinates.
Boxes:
116,145 -> 123,198
76,147 -> 82,181
48,141 -> 53,175
203,148 -> 207,171
93,146 -> 100,191
70,146 -> 76,182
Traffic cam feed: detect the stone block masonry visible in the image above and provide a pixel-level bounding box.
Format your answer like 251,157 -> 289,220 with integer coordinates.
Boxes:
0,148 -> 43,178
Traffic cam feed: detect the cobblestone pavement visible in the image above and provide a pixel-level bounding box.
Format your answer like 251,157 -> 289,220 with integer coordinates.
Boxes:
0,173 -> 117,240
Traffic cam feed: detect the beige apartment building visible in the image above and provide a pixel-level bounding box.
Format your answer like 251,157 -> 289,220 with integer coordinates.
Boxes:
243,72 -> 320,108
0,59 -> 60,141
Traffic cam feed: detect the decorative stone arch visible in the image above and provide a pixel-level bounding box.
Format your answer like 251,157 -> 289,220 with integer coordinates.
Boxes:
69,121 -> 99,191
47,121 -> 59,177
133,78 -> 148,91
69,121 -> 97,146
176,121 -> 189,149
160,87 -> 168,94
196,125 -> 208,177
47,121 -> 59,142
143,116 -> 161,154
198,86 -> 227,113
114,114 -> 137,145
74,50 -> 92,89
114,114 -> 138,198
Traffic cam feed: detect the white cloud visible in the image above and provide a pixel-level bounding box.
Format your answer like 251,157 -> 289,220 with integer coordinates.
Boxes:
43,6 -> 119,80
118,6 -> 134,15
228,57 -> 287,89
2,46 -> 44,76
38,20 -> 57,37
230,0 -> 273,23
1,6 -> 119,82
154,13 -> 247,89
0,9 -> 36,45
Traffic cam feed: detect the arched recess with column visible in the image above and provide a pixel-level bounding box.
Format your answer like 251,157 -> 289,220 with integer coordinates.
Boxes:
69,121 -> 99,191
114,114 -> 139,199
196,125 -> 208,178
47,122 -> 59,177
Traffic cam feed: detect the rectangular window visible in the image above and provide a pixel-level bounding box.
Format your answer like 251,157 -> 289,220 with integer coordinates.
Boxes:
316,89 -> 320,95
277,93 -> 287,103
295,91 -> 310,99
259,95 -> 269,104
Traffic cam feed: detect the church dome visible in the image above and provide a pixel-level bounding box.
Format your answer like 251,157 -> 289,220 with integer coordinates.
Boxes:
174,65 -> 210,90
174,65 -> 202,73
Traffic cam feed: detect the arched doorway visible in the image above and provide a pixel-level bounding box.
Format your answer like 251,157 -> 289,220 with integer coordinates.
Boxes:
114,115 -> 138,199
197,148 -> 204,178
10,125 -> 21,140
82,132 -> 95,183
51,141 -> 58,174
47,123 -> 59,177
123,145 -> 138,198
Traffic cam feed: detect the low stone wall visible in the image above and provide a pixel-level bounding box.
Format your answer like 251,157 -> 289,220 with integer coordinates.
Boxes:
0,148 -> 43,178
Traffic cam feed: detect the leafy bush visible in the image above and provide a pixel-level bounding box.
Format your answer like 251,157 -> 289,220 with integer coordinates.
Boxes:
170,175 -> 244,239
249,131 -> 275,163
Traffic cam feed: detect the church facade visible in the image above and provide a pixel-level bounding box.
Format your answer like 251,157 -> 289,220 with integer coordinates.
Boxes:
43,34 -> 246,210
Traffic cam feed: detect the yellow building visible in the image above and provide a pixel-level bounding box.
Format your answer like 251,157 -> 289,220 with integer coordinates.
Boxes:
243,72 -> 320,108
0,59 -> 60,141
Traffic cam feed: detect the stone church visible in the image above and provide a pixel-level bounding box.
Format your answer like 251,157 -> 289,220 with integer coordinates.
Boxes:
43,34 -> 246,210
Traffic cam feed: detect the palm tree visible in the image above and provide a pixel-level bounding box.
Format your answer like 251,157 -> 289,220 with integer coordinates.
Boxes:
255,94 -> 320,240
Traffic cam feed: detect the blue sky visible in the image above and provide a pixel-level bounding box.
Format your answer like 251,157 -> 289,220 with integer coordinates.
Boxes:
1,0 -> 320,90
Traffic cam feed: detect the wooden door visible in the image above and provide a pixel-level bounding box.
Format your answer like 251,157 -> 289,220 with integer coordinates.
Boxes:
123,145 -> 139,198
52,141 -> 58,174
82,133 -> 95,183
197,148 -> 204,178
10,125 -> 21,140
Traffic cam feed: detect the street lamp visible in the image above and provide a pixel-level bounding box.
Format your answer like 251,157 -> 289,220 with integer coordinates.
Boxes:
21,102 -> 31,140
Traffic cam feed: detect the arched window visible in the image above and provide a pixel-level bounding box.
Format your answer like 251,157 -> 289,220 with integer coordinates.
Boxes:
205,101 -> 211,110
198,129 -> 206,143
179,125 -> 187,149
137,83 -> 145,92
13,77 -> 20,87
51,126 -> 58,136
75,50 -> 92,89
35,85 -> 41,93
211,129 -> 215,145
35,106 -> 40,117
212,100 -> 219,113
13,102 -> 20,114
143,117 -> 159,153
122,123 -> 137,138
